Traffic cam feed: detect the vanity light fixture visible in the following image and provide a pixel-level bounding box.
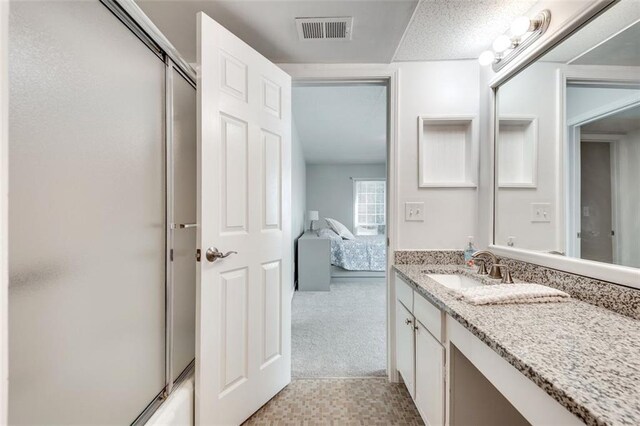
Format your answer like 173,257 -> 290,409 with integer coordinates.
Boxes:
510,16 -> 534,38
492,35 -> 513,55
478,50 -> 496,66
478,9 -> 551,71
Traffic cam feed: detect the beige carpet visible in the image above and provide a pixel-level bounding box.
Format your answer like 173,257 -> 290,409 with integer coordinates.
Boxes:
243,378 -> 424,425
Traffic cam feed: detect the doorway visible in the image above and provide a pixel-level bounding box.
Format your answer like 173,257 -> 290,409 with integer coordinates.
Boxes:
291,81 -> 390,378
566,80 -> 640,267
579,141 -> 614,263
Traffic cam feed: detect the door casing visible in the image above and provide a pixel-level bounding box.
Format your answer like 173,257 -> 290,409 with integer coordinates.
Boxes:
279,64 -> 400,382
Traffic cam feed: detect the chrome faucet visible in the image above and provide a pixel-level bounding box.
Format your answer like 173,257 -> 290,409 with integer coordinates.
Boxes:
471,250 -> 503,280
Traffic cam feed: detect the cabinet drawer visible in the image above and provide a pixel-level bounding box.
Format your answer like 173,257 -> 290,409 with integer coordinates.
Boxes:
396,273 -> 414,311
414,293 -> 444,343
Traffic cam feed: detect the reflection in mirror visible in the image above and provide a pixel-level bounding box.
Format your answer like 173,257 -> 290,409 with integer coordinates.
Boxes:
495,0 -> 640,269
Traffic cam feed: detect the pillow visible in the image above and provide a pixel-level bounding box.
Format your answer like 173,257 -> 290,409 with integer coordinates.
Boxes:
316,228 -> 341,241
325,218 -> 356,240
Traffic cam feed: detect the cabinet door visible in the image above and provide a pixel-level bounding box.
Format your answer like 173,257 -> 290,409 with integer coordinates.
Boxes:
415,321 -> 445,426
396,300 -> 415,398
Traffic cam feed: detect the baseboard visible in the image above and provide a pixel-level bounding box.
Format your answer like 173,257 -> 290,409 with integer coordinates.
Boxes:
331,276 -> 386,283
330,265 -> 385,280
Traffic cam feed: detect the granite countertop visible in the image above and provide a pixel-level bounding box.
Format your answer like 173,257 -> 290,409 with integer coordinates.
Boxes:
393,264 -> 640,426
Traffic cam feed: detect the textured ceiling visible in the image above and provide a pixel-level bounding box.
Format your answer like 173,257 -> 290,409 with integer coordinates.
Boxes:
293,84 -> 387,164
573,22 -> 640,66
581,104 -> 640,134
136,0 -> 417,64
393,0 -> 538,61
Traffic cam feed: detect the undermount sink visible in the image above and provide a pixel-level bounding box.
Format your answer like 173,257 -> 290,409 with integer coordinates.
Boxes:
425,274 -> 484,290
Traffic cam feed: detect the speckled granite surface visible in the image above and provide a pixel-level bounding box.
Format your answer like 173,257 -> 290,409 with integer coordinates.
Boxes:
496,257 -> 640,320
393,264 -> 640,426
394,250 -> 464,265
394,250 -> 640,320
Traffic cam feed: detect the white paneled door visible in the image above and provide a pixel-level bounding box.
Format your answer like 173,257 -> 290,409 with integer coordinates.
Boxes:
196,12 -> 292,425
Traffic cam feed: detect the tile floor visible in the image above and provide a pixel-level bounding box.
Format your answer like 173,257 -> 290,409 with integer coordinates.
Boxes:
243,378 -> 424,425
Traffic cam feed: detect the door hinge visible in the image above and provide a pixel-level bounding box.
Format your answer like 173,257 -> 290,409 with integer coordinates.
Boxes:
577,232 -> 581,238
611,230 -> 615,236
170,249 -> 174,262
195,248 -> 201,262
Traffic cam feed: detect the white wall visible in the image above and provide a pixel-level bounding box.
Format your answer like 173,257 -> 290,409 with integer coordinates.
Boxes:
617,128 -> 640,268
292,121 -> 306,239
395,61 -> 480,250
281,61 -> 481,251
292,121 -> 306,286
306,163 -> 386,232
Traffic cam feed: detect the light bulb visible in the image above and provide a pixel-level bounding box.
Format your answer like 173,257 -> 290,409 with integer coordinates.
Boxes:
478,50 -> 495,66
492,35 -> 512,53
511,16 -> 532,37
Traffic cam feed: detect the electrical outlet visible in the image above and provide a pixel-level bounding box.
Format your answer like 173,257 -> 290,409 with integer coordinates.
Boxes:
531,203 -> 551,223
405,202 -> 425,222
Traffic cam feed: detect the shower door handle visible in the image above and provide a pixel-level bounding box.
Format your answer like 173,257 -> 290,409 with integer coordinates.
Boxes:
172,223 -> 197,229
205,247 -> 238,263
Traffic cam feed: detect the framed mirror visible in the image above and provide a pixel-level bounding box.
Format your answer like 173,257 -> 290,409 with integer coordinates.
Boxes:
492,0 -> 640,287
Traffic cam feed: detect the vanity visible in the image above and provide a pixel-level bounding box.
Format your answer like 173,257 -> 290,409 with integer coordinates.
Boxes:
392,1 -> 640,424
393,264 -> 640,426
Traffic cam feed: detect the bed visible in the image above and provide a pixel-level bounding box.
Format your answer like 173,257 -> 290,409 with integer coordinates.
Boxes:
317,228 -> 386,272
297,228 -> 386,291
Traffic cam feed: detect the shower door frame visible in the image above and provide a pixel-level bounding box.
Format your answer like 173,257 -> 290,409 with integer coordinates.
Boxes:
1,0 -> 9,423
99,0 -> 199,423
1,1 -> 198,423
33,1 -> 196,424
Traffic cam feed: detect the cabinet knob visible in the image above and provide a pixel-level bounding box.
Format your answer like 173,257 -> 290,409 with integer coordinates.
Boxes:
405,318 -> 412,325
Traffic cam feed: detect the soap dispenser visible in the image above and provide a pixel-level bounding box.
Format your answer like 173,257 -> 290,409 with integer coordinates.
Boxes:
464,236 -> 476,267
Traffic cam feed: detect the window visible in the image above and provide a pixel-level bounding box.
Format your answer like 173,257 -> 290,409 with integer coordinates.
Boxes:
354,179 -> 386,235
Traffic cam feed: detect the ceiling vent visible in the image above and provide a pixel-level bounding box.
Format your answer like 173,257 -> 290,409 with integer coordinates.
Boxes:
296,17 -> 353,41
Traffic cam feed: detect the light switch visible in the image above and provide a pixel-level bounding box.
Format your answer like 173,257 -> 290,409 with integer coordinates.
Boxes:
405,202 -> 425,222
531,203 -> 551,223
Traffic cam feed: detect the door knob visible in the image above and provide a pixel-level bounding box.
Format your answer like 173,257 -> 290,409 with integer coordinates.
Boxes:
205,247 -> 238,263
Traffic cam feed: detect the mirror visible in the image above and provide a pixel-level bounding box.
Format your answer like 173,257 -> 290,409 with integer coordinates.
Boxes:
495,0 -> 640,269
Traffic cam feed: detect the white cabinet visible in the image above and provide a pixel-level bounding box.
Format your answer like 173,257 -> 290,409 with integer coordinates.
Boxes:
396,277 -> 414,311
396,274 -> 445,426
396,300 -> 415,398
415,321 -> 445,426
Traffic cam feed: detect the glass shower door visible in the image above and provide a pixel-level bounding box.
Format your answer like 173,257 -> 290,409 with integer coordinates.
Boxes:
9,1 -> 166,423
169,67 -> 197,384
